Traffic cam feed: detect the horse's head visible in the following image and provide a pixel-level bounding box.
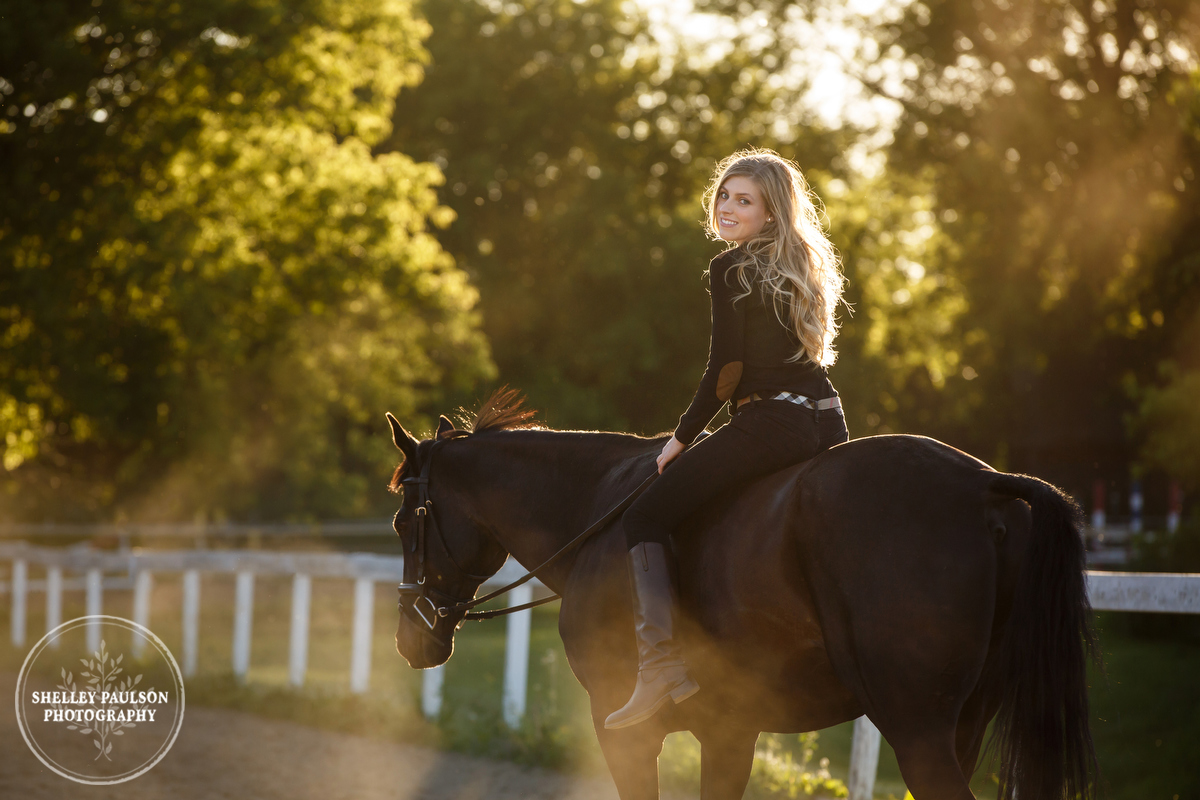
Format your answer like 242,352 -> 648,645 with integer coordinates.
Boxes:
385,411 -> 510,669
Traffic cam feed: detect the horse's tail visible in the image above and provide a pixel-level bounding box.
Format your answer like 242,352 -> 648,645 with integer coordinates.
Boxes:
985,473 -> 1098,800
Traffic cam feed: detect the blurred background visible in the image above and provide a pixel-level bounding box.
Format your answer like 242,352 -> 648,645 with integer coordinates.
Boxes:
3,0 -> 1198,532
1,0 -> 1198,797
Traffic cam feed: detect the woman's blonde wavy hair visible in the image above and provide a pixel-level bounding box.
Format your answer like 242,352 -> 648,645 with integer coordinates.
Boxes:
703,148 -> 846,366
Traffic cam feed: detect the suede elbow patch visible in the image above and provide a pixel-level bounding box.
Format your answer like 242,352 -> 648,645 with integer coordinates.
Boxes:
715,361 -> 744,401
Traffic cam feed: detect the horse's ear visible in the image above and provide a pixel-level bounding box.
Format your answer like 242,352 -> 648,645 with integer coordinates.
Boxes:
435,414 -> 456,440
386,412 -> 419,461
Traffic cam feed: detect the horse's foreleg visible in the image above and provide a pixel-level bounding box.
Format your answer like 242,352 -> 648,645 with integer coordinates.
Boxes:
593,723 -> 665,800
693,726 -> 758,800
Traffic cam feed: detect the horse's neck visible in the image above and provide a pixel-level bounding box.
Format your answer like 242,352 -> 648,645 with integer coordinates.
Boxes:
457,430 -> 660,591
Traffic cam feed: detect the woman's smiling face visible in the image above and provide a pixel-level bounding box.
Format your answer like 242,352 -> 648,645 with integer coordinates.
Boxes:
715,175 -> 769,244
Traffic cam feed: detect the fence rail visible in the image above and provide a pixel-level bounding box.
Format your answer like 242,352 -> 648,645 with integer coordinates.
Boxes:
0,542 -> 545,728
0,521 -> 395,540
1084,570 -> 1200,613
2,540 -> 1197,799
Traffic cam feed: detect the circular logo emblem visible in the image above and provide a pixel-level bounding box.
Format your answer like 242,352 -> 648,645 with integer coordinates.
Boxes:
14,615 -> 185,785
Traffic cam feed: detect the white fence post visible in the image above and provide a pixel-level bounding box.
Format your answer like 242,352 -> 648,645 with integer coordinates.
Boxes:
289,573 -> 312,688
422,665 -> 446,719
10,559 -> 26,648
85,567 -> 102,654
132,570 -> 152,658
349,578 -> 374,694
847,715 -> 882,800
181,569 -> 200,678
502,583 -> 534,729
45,566 -> 62,645
232,570 -> 255,680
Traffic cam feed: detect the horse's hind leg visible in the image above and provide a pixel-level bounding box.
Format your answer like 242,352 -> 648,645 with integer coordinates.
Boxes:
954,682 -> 1001,783
693,725 -> 757,800
891,730 -> 977,800
889,684 -> 997,799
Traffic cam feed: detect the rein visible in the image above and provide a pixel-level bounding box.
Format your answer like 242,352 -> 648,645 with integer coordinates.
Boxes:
397,435 -> 659,628
451,468 -> 658,621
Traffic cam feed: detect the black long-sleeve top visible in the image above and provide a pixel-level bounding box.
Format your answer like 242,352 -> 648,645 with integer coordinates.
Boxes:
674,248 -> 835,445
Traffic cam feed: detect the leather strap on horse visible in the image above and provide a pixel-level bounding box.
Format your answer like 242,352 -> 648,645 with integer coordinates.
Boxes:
453,469 -> 660,621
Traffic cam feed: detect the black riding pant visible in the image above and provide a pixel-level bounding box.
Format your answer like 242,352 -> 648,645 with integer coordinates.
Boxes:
623,399 -> 849,550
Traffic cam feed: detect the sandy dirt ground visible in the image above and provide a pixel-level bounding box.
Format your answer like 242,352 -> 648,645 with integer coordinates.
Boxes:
1,671 -> 672,800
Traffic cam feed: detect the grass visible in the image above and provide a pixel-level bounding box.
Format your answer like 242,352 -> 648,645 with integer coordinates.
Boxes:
2,564 -> 1197,798
1088,612 -> 1200,800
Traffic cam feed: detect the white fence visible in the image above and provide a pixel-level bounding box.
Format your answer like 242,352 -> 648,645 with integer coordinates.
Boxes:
0,543 -> 544,728
2,541 -> 1198,798
0,521 -> 396,540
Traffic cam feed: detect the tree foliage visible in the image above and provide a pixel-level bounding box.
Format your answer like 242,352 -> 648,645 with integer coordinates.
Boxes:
0,0 -> 491,521
12,0 -> 1195,523
382,0 -> 863,433
874,0 -> 1200,472
724,0 -> 1200,485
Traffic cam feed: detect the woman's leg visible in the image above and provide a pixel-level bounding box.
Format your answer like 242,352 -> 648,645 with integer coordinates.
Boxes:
606,402 -> 832,730
623,401 -> 828,550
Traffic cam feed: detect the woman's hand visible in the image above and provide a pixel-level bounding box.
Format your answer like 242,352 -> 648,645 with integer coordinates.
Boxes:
656,436 -> 686,474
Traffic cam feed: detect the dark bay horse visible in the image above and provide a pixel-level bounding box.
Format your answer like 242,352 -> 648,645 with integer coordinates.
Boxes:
386,390 -> 1096,800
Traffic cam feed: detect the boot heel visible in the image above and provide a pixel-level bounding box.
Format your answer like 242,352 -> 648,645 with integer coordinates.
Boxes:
670,679 -> 699,704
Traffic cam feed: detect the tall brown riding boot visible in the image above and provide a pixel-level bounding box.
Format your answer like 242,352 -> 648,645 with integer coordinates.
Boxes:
604,542 -> 699,730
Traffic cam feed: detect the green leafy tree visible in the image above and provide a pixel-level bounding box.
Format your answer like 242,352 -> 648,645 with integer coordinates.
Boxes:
873,0 -> 1200,470
727,0 -> 1200,480
1134,67 -> 1200,495
824,169 -> 980,440
1131,68 -> 1200,498
0,0 -> 491,521
1138,365 -> 1200,491
382,0 -> 859,433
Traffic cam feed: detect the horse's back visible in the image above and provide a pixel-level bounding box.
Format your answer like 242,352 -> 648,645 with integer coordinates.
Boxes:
685,433 -> 999,595
792,434 -> 999,561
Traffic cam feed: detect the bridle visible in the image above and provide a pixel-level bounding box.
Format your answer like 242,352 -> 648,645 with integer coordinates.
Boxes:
396,432 -> 496,630
394,432 -> 663,633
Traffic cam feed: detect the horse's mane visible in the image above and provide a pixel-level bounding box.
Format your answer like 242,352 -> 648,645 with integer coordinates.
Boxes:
458,386 -> 542,433
388,387 -> 541,493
